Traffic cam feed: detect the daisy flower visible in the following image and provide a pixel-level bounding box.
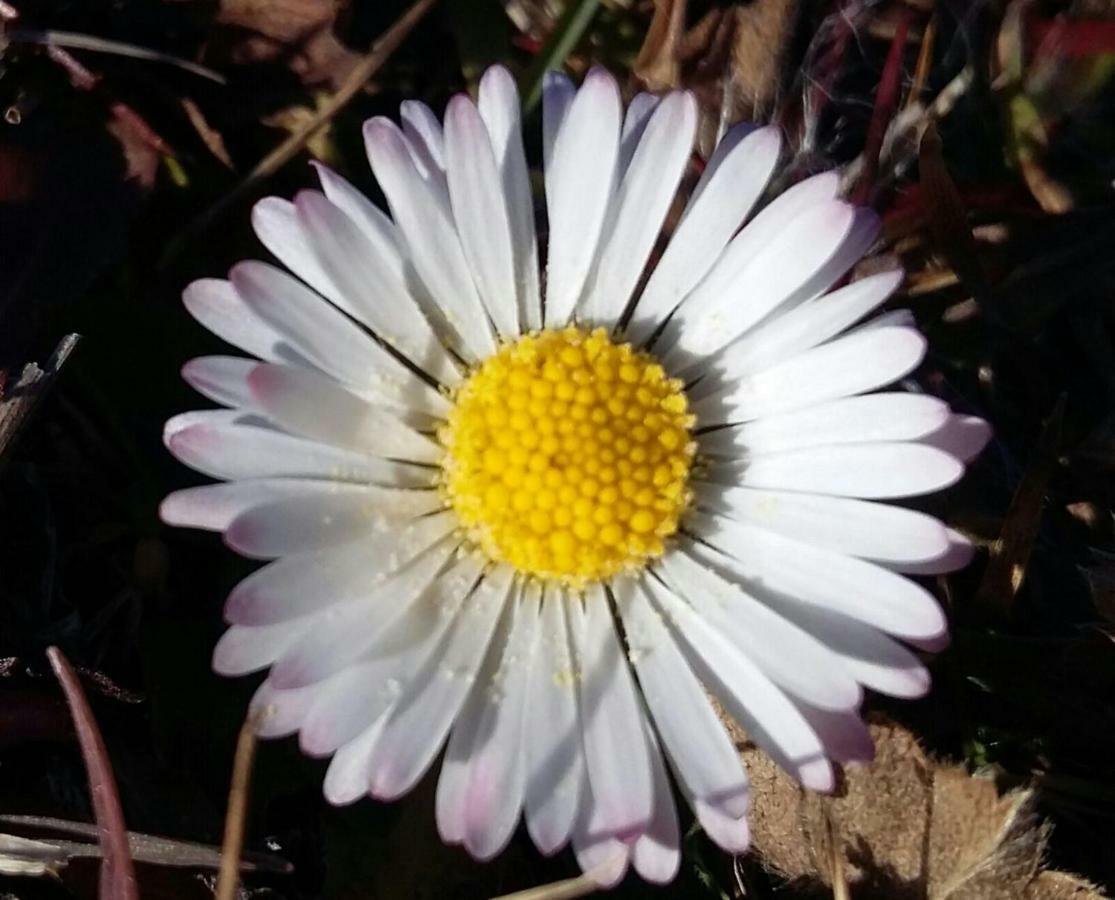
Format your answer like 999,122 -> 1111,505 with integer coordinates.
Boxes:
162,66 -> 988,886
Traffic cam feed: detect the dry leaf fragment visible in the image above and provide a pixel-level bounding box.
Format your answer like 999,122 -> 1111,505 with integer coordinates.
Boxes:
1026,870 -> 1107,900
210,0 -> 362,88
634,0 -> 686,91
724,716 -> 1104,900
928,766 -> 1045,899
633,0 -> 800,155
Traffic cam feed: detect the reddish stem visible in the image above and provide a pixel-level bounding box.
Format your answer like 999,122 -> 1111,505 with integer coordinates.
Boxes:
851,7 -> 910,206
47,647 -> 139,900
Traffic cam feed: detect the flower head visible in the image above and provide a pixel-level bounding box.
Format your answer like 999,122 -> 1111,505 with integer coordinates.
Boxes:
163,65 -> 988,885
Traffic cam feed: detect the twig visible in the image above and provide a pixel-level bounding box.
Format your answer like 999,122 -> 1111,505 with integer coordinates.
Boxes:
1,815 -> 291,874
822,803 -> 850,900
904,12 -> 937,111
8,29 -> 226,84
490,869 -> 607,900
46,647 -> 138,900
975,397 -> 1065,617
182,97 -> 234,169
215,716 -> 259,900
0,334 -> 79,466
173,0 -> 437,259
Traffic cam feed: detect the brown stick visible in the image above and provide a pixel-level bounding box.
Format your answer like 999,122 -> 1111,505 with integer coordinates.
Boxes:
178,0 -> 437,247
46,647 -> 139,900
215,716 -> 259,900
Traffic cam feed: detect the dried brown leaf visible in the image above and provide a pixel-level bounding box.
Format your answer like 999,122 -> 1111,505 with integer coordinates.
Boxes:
723,716 -> 1101,899
635,0 -> 799,156
211,0 -> 361,88
928,767 -> 1045,899
105,106 -> 161,189
1026,870 -> 1107,900
218,0 -> 337,40
634,0 -> 686,91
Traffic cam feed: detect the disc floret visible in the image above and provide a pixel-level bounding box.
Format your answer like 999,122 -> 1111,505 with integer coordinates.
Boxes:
439,326 -> 696,584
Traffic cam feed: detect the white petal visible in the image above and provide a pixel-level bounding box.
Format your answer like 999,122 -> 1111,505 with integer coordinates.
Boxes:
579,91 -> 697,325
164,408 -> 253,439
571,776 -> 630,888
766,207 -> 881,315
541,71 -> 575,175
160,479 -> 334,532
444,94 -> 520,338
212,620 -> 305,676
297,553 -> 485,752
323,717 -> 389,806
698,392 -> 949,457
304,169 -> 409,291
769,600 -> 931,699
478,65 -> 541,331
224,486 -> 442,559
921,414 -> 992,462
656,546 -> 861,711
182,278 -> 285,362
165,418 -> 426,485
631,722 -> 680,885
367,565 -> 515,800
399,100 -> 446,177
625,125 -> 782,344
570,584 -> 654,837
794,703 -> 875,765
642,574 -> 833,791
293,189 -> 464,383
251,197 -> 341,304
246,363 -> 441,463
524,584 -> 583,855
666,194 -> 854,359
694,326 -> 927,424
224,511 -> 457,624
312,162 -> 400,250
689,268 -> 905,389
231,259 -> 450,415
897,529 -> 975,575
270,538 -> 459,690
657,171 -> 843,356
441,586 -> 537,860
363,117 -> 498,361
694,487 -> 951,566
685,516 -> 947,642
662,717 -> 750,854
708,442 -> 965,499
614,576 -> 748,812
694,800 -> 750,854
249,679 -> 318,738
618,93 -> 661,174
544,67 -> 621,326
181,356 -> 257,409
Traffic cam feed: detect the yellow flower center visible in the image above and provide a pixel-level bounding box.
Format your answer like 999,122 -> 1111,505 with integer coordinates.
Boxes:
439,326 -> 695,584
